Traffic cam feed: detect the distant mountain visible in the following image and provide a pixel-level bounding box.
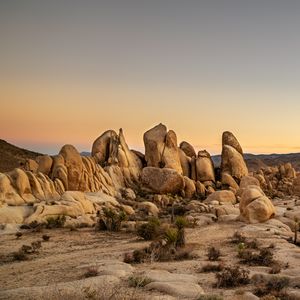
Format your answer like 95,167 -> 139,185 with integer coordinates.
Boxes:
80,151 -> 91,157
1,139 -> 300,174
212,153 -> 300,171
0,139 -> 42,173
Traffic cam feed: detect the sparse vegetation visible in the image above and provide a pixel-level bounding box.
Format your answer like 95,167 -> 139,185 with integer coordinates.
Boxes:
197,295 -> 223,300
215,266 -> 250,288
42,234 -> 50,241
238,247 -> 275,266
208,246 -> 221,261
136,217 -> 161,240
83,267 -> 99,278
231,231 -> 246,244
201,263 -> 224,273
174,216 -> 188,247
97,208 -> 127,232
128,275 -> 152,288
254,276 -> 290,299
46,216 -> 66,229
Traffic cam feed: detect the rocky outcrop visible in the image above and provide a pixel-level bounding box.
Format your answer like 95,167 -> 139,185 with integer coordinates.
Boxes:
144,124 -> 182,174
221,131 -> 248,182
141,167 -> 184,194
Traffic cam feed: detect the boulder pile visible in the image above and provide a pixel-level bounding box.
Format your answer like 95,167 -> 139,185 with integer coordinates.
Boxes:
1,123 -> 295,227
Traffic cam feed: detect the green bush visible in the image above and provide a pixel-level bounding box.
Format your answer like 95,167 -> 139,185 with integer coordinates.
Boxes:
137,217 -> 161,240
97,208 -> 127,232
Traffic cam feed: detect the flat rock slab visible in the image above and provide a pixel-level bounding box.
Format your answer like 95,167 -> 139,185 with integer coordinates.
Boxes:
146,281 -> 204,298
78,260 -> 135,278
145,269 -> 199,283
0,275 -> 120,300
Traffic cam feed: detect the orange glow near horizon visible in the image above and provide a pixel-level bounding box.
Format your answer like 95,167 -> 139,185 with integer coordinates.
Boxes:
1,78 -> 300,155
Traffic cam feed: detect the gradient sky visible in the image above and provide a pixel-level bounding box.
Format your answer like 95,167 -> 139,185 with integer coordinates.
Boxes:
1,0 -> 300,155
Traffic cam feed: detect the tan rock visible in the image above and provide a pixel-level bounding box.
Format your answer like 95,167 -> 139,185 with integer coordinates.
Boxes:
143,124 -> 182,174
221,131 -> 248,181
222,173 -> 239,191
92,130 -> 118,166
240,176 -> 260,189
239,186 -> 275,223
36,155 -> 53,175
59,145 -> 83,191
204,190 -> 236,204
179,141 -> 196,158
178,148 -> 191,177
195,150 -> 215,182
183,176 -> 196,198
141,167 -> 184,194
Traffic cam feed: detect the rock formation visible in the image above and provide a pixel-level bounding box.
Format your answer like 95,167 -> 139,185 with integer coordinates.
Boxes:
0,124 -> 290,227
143,124 -> 182,174
221,131 -> 248,182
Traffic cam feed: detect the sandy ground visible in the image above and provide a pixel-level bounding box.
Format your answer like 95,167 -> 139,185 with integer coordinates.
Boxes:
0,219 -> 299,299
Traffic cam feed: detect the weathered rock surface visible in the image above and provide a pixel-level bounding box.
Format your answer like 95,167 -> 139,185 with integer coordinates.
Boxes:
204,190 -> 236,204
221,131 -> 248,181
141,167 -> 184,194
144,124 -> 182,174
239,186 -> 276,223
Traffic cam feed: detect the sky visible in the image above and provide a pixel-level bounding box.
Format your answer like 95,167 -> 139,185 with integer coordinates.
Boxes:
1,0 -> 300,155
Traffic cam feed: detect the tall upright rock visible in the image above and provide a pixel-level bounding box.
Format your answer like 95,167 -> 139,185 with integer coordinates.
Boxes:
143,123 -> 183,174
195,150 -> 215,182
221,131 -> 248,182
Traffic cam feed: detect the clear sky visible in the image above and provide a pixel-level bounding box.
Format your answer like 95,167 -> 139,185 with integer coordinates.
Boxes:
1,0 -> 300,155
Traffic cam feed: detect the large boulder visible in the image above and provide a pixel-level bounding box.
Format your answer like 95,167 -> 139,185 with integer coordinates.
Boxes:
59,145 -> 84,191
183,176 -> 196,198
221,131 -> 248,181
36,155 -> 53,175
195,150 -> 215,182
91,130 -> 118,166
141,167 -> 184,194
204,190 -> 236,204
179,141 -> 196,158
178,148 -> 191,177
143,124 -> 182,174
239,186 -> 275,223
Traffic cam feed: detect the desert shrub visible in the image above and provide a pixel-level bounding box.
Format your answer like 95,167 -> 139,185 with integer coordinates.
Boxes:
245,239 -> 259,249
128,275 -> 152,288
239,247 -> 274,266
97,208 -> 127,232
231,231 -> 246,244
215,266 -> 250,288
254,276 -> 289,298
83,267 -> 99,278
136,217 -> 161,240
31,241 -> 42,251
46,216 -> 66,229
12,250 -> 27,261
164,228 -> 178,248
42,234 -> 50,241
197,295 -> 223,300
15,232 -> 22,239
269,262 -> 282,274
201,263 -> 224,273
208,246 -> 221,261
174,216 -> 188,247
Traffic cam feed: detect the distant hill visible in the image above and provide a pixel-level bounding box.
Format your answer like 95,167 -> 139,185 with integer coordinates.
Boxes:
80,151 -> 91,157
0,139 -> 42,173
212,153 -> 300,171
1,139 -> 300,174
